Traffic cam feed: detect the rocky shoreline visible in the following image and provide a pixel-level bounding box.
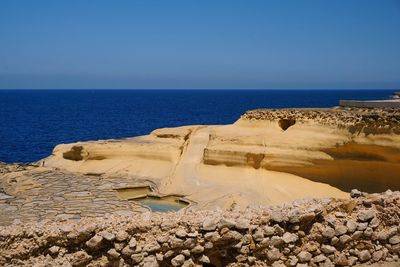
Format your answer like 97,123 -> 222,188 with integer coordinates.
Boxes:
1,107 -> 400,266
1,191 -> 399,267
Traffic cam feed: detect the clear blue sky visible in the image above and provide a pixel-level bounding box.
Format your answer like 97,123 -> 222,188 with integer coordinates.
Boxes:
0,0 -> 399,89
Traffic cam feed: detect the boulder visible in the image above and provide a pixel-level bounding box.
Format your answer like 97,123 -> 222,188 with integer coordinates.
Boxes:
85,235 -> 103,250
143,242 -> 161,253
98,231 -> 115,241
372,250 -> 383,262
322,227 -> 336,239
171,254 -> 185,266
282,232 -> 298,244
115,230 -> 129,242
267,248 -> 282,261
321,245 -> 336,254
346,220 -> 357,233
358,209 -> 376,222
264,226 -> 276,236
334,253 -> 349,266
221,230 -> 242,241
131,253 -> 144,264
198,255 -> 210,264
218,217 -> 236,229
191,245 -> 204,254
128,237 -> 137,248
312,254 -> 327,263
389,235 -> 400,245
182,259 -> 195,267
143,255 -> 159,267
175,229 -> 187,238
107,248 -> 120,260
358,250 -> 372,262
339,234 -> 351,244
350,189 -> 362,198
335,225 -> 347,236
48,246 -> 60,255
68,251 -> 92,267
297,251 -> 312,263
202,217 -> 219,231
271,211 -> 286,223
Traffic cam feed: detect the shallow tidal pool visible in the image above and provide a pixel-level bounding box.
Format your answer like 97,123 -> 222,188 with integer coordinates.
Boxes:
139,198 -> 188,212
115,186 -> 188,212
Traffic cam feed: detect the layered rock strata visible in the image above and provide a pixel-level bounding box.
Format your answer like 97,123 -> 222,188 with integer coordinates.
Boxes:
207,108 -> 400,193
1,107 -> 400,266
43,107 -> 400,207
2,107 -> 399,220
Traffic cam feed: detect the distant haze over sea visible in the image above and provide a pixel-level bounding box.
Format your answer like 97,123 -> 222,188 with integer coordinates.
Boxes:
0,89 -> 394,163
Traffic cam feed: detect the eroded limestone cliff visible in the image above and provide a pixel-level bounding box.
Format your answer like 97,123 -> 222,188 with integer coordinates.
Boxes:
41,107 -> 400,209
1,107 -> 400,266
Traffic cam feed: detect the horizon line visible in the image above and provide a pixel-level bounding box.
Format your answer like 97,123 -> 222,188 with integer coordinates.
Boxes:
0,88 -> 397,91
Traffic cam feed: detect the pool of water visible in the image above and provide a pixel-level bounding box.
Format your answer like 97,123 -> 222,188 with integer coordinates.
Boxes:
139,198 -> 188,212
115,186 -> 189,211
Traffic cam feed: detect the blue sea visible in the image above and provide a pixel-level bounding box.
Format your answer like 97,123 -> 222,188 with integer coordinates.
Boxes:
0,89 -> 393,163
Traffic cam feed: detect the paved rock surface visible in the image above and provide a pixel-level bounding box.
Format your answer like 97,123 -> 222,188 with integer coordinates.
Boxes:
0,191 -> 399,266
0,164 -> 149,226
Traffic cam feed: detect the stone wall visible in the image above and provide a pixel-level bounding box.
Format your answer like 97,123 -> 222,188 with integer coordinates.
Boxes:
241,107 -> 400,131
339,101 -> 400,109
0,191 -> 399,267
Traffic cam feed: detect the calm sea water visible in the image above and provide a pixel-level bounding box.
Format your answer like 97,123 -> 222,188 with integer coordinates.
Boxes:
0,89 -> 393,163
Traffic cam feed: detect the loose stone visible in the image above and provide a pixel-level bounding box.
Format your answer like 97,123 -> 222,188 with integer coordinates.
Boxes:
389,235 -> 400,245
86,235 -> 103,250
321,245 -> 336,254
131,253 -> 144,264
359,250 -> 372,262
191,245 -> 204,254
98,231 -> 115,241
322,227 -> 336,239
202,217 -> 218,231
346,220 -> 357,233
48,246 -> 60,255
297,251 -> 312,263
68,251 -> 92,267
282,232 -> 298,244
199,255 -> 210,264
335,253 -> 349,266
267,248 -> 282,261
115,230 -> 129,242
107,248 -> 120,260
358,209 -> 376,222
171,254 -> 185,266
335,225 -> 347,236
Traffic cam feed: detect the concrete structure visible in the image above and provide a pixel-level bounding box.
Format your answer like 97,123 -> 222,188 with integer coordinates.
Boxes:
339,99 -> 400,108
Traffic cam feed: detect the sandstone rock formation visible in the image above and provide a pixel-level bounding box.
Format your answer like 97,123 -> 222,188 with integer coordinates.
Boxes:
42,107 -> 400,209
1,107 -> 400,266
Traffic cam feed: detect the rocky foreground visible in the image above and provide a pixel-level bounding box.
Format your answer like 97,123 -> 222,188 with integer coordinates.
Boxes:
1,191 -> 399,267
